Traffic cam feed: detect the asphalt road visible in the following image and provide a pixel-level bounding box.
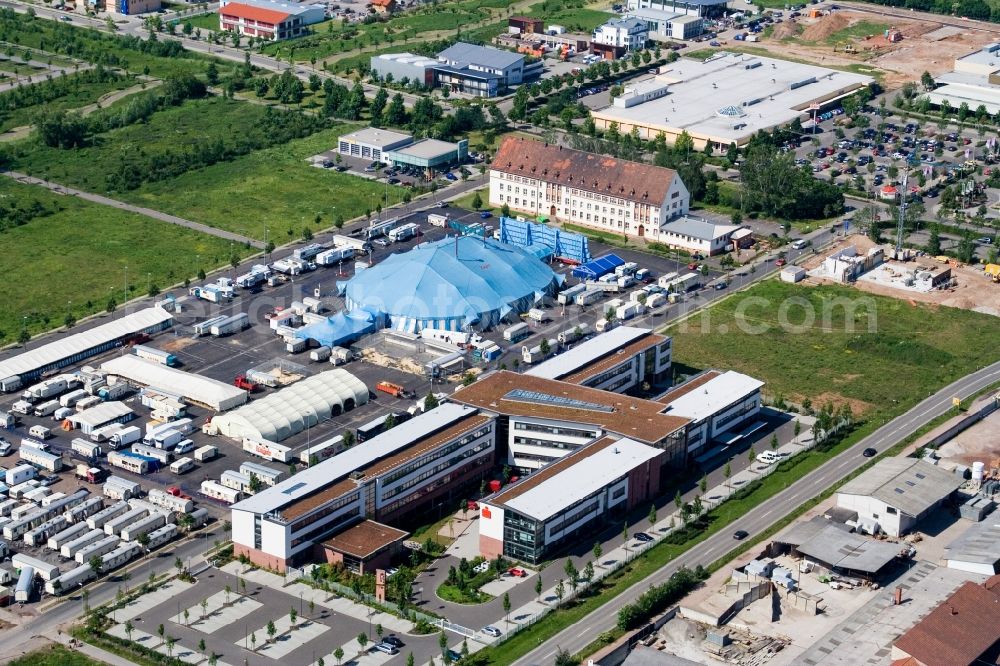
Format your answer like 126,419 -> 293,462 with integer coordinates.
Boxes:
513,360 -> 1000,666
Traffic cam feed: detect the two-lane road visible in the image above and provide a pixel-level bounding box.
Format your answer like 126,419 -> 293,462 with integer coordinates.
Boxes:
514,360 -> 1000,665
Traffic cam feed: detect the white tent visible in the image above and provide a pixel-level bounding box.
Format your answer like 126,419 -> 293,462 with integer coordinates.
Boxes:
210,369 -> 369,442
101,355 -> 247,412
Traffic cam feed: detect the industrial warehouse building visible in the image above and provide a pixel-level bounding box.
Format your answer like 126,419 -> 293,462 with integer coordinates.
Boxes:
101,355 -> 248,412
337,127 -> 414,162
436,42 -> 539,94
370,53 -> 440,88
479,436 -> 664,563
209,370 -> 369,443
489,137 -> 689,240
452,370 -> 690,472
836,459 -> 962,537
926,44 -> 1000,116
0,307 -> 173,392
525,326 -> 672,393
231,403 -> 496,570
591,52 -> 874,150
218,0 -> 325,41
342,235 -> 562,332
67,402 -> 135,435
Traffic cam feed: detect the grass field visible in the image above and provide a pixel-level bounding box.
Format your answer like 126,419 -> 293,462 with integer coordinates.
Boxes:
179,11 -> 222,32
8,644 -> 105,666
824,20 -> 891,44
0,73 -> 136,132
0,178 -> 250,343
119,125 -> 403,241
667,280 -> 1000,417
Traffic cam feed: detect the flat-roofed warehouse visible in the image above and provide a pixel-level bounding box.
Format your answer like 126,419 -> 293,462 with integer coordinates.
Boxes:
591,51 -> 874,151
336,127 -> 414,162
479,436 -> 664,563
101,355 -> 248,412
0,307 -> 173,392
231,403 -> 496,570
209,369 -> 369,442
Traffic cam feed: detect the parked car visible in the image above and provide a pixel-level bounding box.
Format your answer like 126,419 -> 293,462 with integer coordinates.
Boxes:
373,643 -> 399,655
0,438 -> 12,456
382,636 -> 404,648
633,532 -> 653,543
714,282 -> 728,290
775,258 -> 787,267
483,626 -> 502,637
480,211 -> 493,219
507,567 -> 528,577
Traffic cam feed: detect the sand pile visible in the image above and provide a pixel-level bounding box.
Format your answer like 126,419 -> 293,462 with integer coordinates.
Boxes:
801,13 -> 850,41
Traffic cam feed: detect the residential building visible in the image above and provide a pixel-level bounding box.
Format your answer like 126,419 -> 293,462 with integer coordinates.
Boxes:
591,52 -> 873,150
370,0 -> 396,14
525,326 -> 672,393
370,53 -> 438,88
479,436 -> 664,562
336,127 -> 414,162
219,0 -> 325,40
383,138 -> 469,173
656,370 -> 764,457
231,403 -> 495,570
489,137 -> 690,240
891,576 -> 1000,666
508,16 -> 544,34
451,370 -> 689,473
111,0 -> 161,15
658,217 -> 743,256
836,459 -> 962,537
437,42 -> 542,94
592,17 -> 648,54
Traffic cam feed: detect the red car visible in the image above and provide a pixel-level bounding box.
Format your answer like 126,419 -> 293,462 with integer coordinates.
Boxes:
507,567 -> 527,577
775,258 -> 787,267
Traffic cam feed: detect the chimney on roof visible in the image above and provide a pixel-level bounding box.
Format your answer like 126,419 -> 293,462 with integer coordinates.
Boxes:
507,161 -> 512,168
949,605 -> 958,615
893,586 -> 903,605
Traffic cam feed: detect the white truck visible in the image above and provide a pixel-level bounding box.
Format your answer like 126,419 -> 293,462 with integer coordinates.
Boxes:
427,213 -> 449,227
109,426 -> 142,450
315,247 -> 354,266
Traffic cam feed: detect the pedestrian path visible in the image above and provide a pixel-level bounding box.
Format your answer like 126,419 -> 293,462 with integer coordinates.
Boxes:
170,590 -> 261,633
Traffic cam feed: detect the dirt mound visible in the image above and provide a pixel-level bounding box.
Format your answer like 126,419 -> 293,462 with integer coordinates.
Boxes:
800,13 -> 850,42
771,20 -> 801,40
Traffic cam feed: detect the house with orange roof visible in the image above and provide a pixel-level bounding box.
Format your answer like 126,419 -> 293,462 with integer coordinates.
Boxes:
370,0 -> 396,15
219,0 -> 324,41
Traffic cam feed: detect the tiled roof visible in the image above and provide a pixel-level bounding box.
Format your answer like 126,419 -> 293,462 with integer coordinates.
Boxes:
321,520 -> 408,559
491,137 -> 680,207
894,581 -> 1000,666
220,2 -> 290,24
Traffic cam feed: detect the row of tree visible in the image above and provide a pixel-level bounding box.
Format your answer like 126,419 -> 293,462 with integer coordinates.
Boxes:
0,64 -> 126,116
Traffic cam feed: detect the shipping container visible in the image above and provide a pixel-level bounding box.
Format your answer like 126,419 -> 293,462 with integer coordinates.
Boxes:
45,563 -> 95,595
503,323 -> 531,343
61,528 -> 106,559
132,345 -> 178,367
47,522 -> 89,551
210,313 -> 250,338
194,445 -> 217,462
86,501 -> 130,530
74,535 -> 120,564
299,436 -> 344,465
200,480 -> 241,504
12,553 -> 60,581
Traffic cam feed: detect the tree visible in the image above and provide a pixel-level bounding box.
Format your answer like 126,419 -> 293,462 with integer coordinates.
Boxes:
198,638 -> 206,653
358,632 -> 369,652
921,70 -> 935,91
183,608 -> 190,626
724,459 -> 732,489
648,503 -> 657,527
503,592 -> 512,623
290,606 -> 298,628
956,232 -> 976,264
334,646 -> 345,665
554,648 -> 577,666
267,619 -> 277,643
535,574 -> 543,601
748,445 -> 757,465
501,202 -> 511,217
201,597 -> 209,620
438,630 -> 448,657
251,632 -> 257,651
539,338 -> 551,356
343,429 -> 356,448
166,637 -> 176,658
224,584 -> 232,606
770,433 -> 779,451
471,191 -> 483,210
699,474 -> 708,494
206,61 -> 219,85
88,555 -> 102,577
555,578 -> 565,605
593,541 -> 603,564
124,620 -> 134,642
583,560 -> 595,586
424,391 -> 440,410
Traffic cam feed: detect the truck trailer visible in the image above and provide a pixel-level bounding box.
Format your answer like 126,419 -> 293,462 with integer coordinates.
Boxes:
132,345 -> 178,367
210,313 -> 250,337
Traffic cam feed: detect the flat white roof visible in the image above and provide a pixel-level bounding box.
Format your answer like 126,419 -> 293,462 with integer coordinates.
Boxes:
925,81 -> 1000,115
592,52 -> 873,144
340,127 -> 414,149
389,139 -> 460,159
501,437 -> 661,521
661,371 -> 764,421
376,52 -> 439,67
101,355 -> 247,412
662,216 -> 739,241
956,43 -> 1000,66
231,402 -> 479,515
0,307 -> 172,382
525,326 -> 652,380
69,401 -> 133,428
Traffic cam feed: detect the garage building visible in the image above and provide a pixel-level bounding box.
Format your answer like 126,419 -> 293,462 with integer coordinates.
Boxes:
337,127 -> 414,162
383,138 -> 469,173
209,369 -> 369,442
101,355 -> 248,412
68,402 -> 135,435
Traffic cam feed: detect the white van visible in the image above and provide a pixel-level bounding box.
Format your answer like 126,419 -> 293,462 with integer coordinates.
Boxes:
791,239 -> 809,250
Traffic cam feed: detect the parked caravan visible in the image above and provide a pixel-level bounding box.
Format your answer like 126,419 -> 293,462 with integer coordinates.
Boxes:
522,339 -> 558,365
97,382 -> 132,402
71,438 -> 102,462
299,436 -> 344,465
14,566 -> 33,602
61,529 -> 106,559
558,323 -> 592,345
144,418 -> 193,441
574,289 -> 604,306
33,400 -> 60,418
309,346 -> 332,363
0,499 -> 18,517
103,476 -> 142,501
90,423 -> 125,443
59,389 -> 89,409
616,301 -> 645,322
193,316 -> 227,337
47,522 -> 90,551
332,234 -> 372,253
85,501 -> 129,530
74,535 -> 120,564
315,247 -> 354,266
131,444 -> 172,464
104,508 -> 148,537
74,396 -> 102,412
557,284 -> 587,305
11,400 -> 33,415
5,464 -> 36,486
148,488 -> 193,513
109,426 -> 142,449
241,438 -> 292,463
238,462 -> 284,487
120,513 -> 166,542
64,496 -> 105,524
9,480 -> 41,499
40,491 -> 66,507
200,480 -> 241,504
210,313 -> 250,338
12,553 -> 60,581
145,523 -> 178,549
221,470 -> 252,493
19,445 -> 62,472
503,323 -> 531,343
194,445 -> 217,462
24,516 -> 68,547
108,451 -> 153,476
387,223 -> 419,243
45,563 -> 95,595
22,377 -> 68,401
169,457 -> 194,475
186,507 -> 209,528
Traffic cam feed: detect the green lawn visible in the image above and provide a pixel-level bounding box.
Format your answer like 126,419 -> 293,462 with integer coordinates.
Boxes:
118,125 -> 404,241
8,644 -> 105,666
0,176 -> 249,344
0,72 -> 136,132
667,280 -> 1000,417
824,20 -> 891,45
177,11 -> 221,33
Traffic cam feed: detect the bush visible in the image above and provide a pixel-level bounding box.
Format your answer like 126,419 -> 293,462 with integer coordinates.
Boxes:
616,566 -> 707,630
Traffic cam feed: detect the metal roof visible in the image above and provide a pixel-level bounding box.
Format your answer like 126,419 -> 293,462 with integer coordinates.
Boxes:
945,515 -> 1000,566
0,307 -> 172,382
661,216 -> 739,242
68,401 -> 133,428
525,326 -> 653,380
339,127 -> 413,149
231,403 -> 479,515
101,355 -> 247,412
796,524 -> 900,573
660,371 -> 763,422
388,138 -> 462,159
571,253 -> 625,280
839,459 -> 962,518
438,42 -> 523,70
496,437 -> 662,521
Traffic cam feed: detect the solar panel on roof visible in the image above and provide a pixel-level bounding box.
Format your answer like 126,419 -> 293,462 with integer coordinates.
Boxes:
503,389 -> 615,413
282,483 -> 307,495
